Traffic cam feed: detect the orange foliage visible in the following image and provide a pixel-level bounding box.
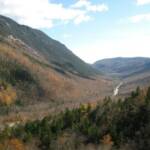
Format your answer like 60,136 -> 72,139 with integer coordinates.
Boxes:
0,143 -> 4,150
101,134 -> 113,146
0,138 -> 26,150
9,138 -> 26,150
0,85 -> 17,105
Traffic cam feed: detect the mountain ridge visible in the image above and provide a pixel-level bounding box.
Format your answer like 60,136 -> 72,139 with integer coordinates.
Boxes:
93,57 -> 150,96
0,15 -> 99,79
93,57 -> 150,78
0,15 -> 113,122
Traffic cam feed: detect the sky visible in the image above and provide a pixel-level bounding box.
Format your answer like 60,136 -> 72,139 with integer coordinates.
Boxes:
0,0 -> 150,63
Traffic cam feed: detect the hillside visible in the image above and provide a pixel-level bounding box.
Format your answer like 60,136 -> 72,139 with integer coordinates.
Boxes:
0,15 -> 113,123
93,57 -> 150,96
93,57 -> 150,78
0,15 -> 98,78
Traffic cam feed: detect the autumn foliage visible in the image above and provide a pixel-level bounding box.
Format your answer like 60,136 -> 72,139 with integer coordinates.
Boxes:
0,87 -> 149,150
0,138 -> 25,150
0,82 -> 17,105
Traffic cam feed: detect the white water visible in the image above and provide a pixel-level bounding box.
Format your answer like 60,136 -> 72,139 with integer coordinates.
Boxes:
113,82 -> 123,96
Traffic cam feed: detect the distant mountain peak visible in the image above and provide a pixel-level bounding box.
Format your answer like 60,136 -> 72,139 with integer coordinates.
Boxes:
93,57 -> 150,78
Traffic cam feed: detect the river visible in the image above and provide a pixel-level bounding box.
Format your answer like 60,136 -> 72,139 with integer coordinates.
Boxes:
113,82 -> 123,96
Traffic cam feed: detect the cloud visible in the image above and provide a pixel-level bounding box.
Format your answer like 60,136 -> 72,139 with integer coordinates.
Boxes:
129,13 -> 150,23
0,0 -> 108,28
72,0 -> 109,12
137,0 -> 150,5
74,14 -> 91,24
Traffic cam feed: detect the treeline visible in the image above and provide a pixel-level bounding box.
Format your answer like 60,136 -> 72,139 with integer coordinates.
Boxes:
0,87 -> 150,150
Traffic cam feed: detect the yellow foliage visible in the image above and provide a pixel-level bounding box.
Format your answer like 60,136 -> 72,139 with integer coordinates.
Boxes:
0,143 -> 5,150
0,139 -> 26,150
0,85 -> 17,105
84,102 -> 97,109
9,138 -> 26,150
101,134 -> 113,146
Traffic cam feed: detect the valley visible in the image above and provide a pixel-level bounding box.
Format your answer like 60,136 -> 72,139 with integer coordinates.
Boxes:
0,15 -> 150,150
0,15 -> 149,125
93,57 -> 150,96
0,15 -> 114,126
